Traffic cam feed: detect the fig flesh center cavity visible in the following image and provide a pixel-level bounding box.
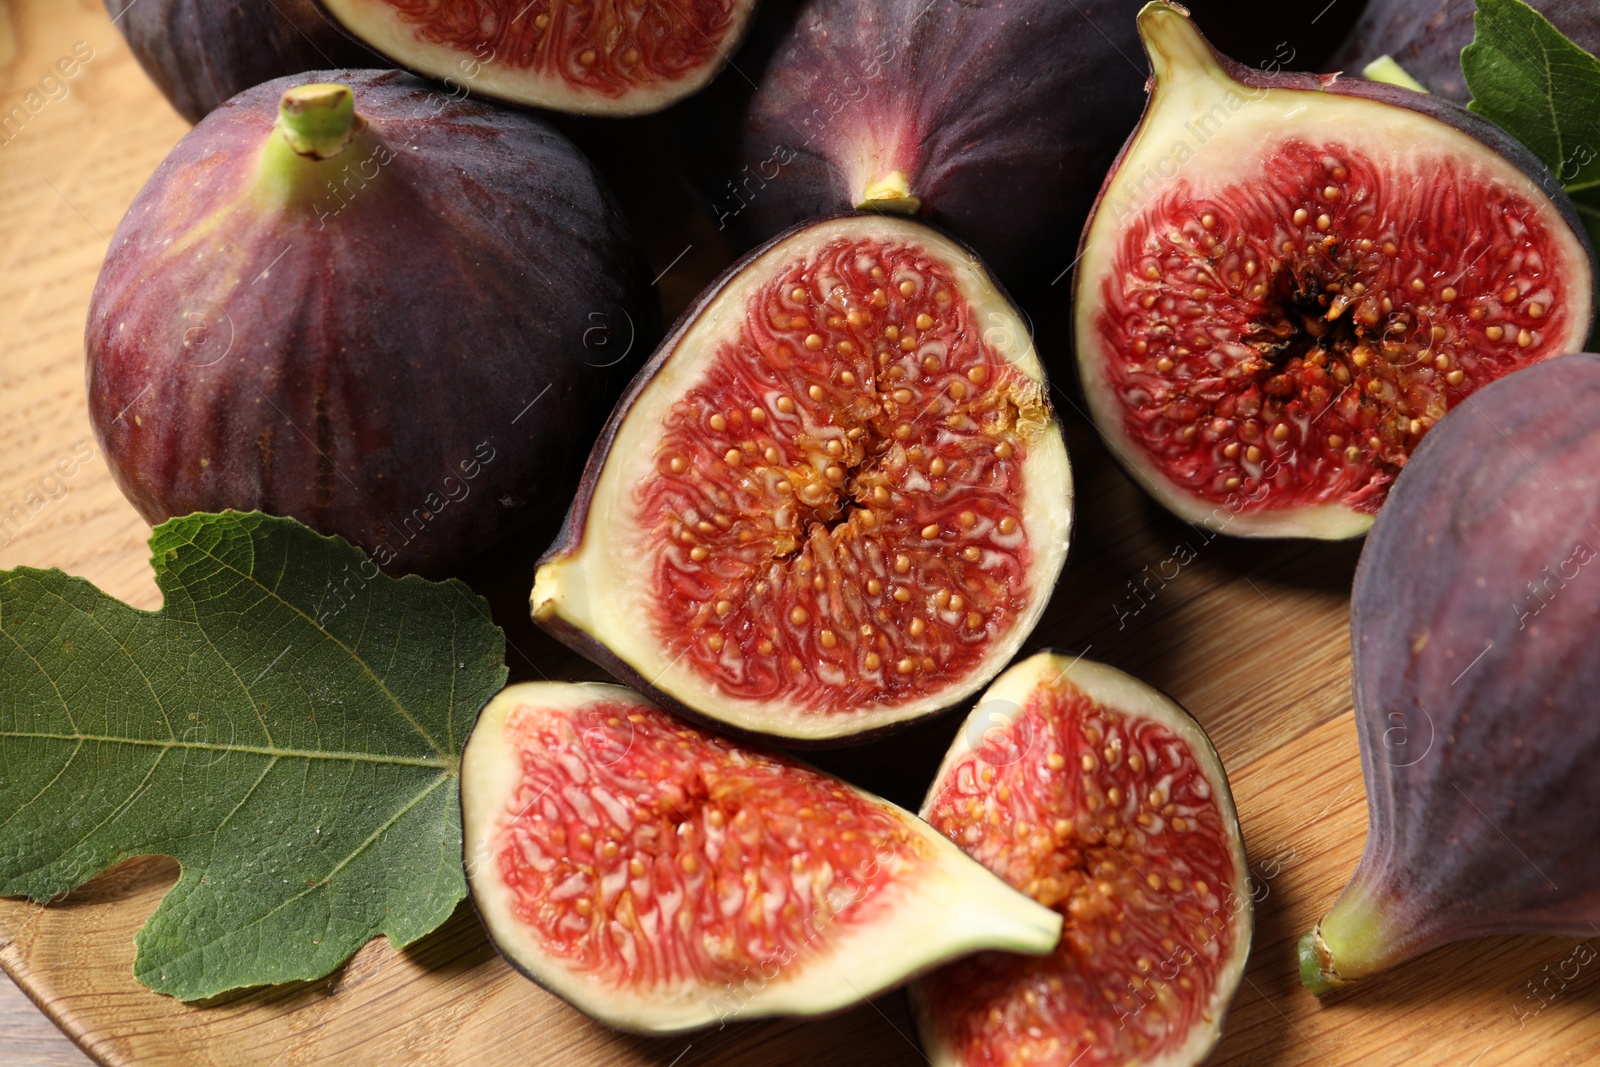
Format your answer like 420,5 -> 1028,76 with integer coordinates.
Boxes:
1074,3 -> 1595,538
533,215 -> 1071,742
642,236 -> 1049,716
1098,140 -> 1576,515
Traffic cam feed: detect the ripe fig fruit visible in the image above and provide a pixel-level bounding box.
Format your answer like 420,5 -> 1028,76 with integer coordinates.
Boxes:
104,0 -> 379,124
1301,353 -> 1600,994
912,652 -> 1252,1066
460,682 -> 1064,1032
1328,0 -> 1600,104
87,72 -> 654,576
531,215 -> 1073,744
1074,2 -> 1596,538
676,0 -> 1149,288
314,0 -> 761,116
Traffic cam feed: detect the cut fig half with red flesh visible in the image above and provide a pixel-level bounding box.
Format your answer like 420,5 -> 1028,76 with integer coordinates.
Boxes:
912,652 -> 1252,1067
316,0 -> 760,115
1074,2 -> 1596,539
532,215 -> 1072,744
460,682 -> 1064,1033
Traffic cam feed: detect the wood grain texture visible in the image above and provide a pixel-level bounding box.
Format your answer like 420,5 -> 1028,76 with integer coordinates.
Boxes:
1,2 -> 1598,1065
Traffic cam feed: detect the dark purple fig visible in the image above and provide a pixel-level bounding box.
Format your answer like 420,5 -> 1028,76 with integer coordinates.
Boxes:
104,0 -> 379,124
313,0 -> 763,116
1301,353 -> 1600,993
460,681 -> 1062,1032
1183,0 -> 1366,72
1328,0 -> 1600,103
531,214 -> 1072,744
675,0 -> 1149,289
87,71 -> 655,576
1073,2 -> 1595,538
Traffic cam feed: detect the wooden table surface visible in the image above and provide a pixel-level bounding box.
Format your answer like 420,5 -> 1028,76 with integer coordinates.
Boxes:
2,1 -> 1599,1064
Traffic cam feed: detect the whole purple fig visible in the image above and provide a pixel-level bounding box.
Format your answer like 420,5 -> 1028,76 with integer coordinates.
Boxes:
104,0 -> 379,123
1302,353 -> 1600,991
86,71 -> 654,576
676,0 -> 1149,289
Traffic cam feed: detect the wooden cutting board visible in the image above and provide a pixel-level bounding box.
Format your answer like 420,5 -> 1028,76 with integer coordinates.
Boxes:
2,2 -> 1598,1064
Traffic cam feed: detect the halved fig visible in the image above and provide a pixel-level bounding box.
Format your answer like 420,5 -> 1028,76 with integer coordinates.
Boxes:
315,0 -> 760,115
460,682 -> 1063,1032
912,652 -> 1252,1066
531,215 -> 1073,744
1074,2 -> 1596,538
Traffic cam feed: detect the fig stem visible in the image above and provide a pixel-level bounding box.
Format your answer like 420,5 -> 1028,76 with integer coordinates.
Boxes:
1298,885 -> 1395,995
1138,2 -> 1229,92
1360,56 -> 1428,93
856,171 -> 922,215
275,83 -> 361,161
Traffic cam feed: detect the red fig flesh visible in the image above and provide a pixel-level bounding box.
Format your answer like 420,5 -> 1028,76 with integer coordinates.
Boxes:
913,652 -> 1251,1066
460,682 -> 1063,1032
316,0 -> 761,115
531,215 -> 1072,744
1301,354 -> 1600,993
1074,3 -> 1596,538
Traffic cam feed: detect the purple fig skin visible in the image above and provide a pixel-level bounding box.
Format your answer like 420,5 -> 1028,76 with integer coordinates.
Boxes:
1305,354 -> 1600,990
1328,0 -> 1600,104
103,0 -> 381,124
86,69 -> 656,577
676,0 -> 1149,289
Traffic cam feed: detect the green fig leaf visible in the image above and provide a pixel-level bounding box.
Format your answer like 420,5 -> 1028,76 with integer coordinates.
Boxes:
1462,0 -> 1600,246
0,512 -> 506,1001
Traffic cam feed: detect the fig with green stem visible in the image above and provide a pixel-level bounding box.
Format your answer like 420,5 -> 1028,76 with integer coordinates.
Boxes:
87,71 -> 654,576
1301,354 -> 1600,993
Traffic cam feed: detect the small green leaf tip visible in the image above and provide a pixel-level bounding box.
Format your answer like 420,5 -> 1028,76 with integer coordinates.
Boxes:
1360,55 -> 1428,93
277,82 -> 359,160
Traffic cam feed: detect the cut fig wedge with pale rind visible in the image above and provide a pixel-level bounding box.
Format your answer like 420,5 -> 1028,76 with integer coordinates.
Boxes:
316,0 -> 760,116
1073,2 -> 1596,539
532,215 -> 1072,744
912,653 -> 1252,1067
461,682 -> 1063,1033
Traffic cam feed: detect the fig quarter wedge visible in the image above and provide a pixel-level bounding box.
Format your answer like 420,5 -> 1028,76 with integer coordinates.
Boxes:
460,682 -> 1063,1033
913,652 -> 1252,1067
